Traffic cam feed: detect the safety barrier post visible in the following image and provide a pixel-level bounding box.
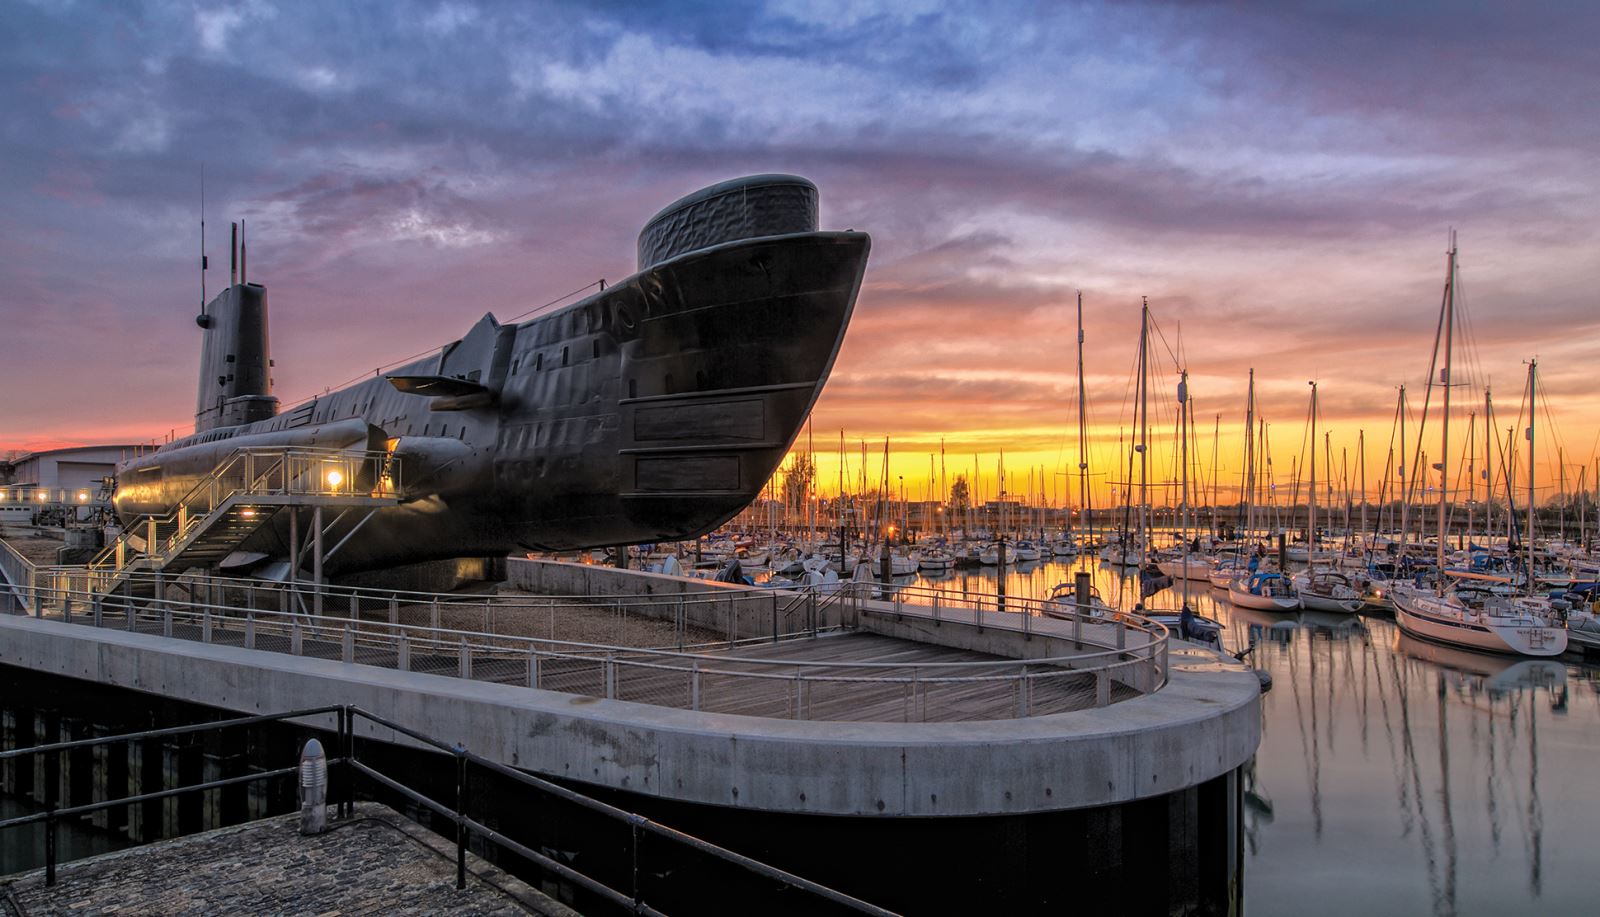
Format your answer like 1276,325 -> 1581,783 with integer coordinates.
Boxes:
454,748 -> 468,890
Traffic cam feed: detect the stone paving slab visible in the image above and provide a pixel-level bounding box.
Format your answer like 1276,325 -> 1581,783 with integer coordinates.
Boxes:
1,803 -> 579,916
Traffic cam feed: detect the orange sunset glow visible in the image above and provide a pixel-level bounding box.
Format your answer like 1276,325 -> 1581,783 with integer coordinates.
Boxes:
2,3 -> 1596,516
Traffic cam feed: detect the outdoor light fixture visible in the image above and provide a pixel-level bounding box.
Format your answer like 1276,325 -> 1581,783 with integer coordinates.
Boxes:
77,492 -> 89,503
240,508 -> 257,518
325,469 -> 344,489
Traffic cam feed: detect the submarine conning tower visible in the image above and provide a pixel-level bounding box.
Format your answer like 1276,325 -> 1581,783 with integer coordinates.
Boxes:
636,173 -> 819,270
194,280 -> 278,433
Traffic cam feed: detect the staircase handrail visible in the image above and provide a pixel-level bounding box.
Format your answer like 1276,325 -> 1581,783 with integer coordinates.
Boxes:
88,446 -> 399,574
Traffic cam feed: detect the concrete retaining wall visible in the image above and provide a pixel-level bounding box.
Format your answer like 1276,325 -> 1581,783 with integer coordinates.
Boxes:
0,614 -> 1258,818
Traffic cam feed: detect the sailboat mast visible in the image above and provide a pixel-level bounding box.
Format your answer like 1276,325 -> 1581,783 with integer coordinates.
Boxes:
1483,391 -> 1493,544
1358,430 -> 1368,549
1309,381 -> 1318,549
1138,298 -> 1150,567
1398,385 -> 1409,550
1436,235 -> 1456,584
1526,359 -> 1537,582
1180,369 -> 1191,610
1076,291 -> 1090,544
1244,369 -> 1256,543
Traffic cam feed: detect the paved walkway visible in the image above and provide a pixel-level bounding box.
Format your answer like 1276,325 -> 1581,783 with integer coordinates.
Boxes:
1,804 -> 577,916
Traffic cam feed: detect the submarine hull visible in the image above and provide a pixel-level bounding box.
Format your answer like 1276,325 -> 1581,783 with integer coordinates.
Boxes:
114,229 -> 869,574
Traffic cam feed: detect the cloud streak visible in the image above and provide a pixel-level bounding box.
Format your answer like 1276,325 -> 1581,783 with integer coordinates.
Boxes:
0,1 -> 1595,502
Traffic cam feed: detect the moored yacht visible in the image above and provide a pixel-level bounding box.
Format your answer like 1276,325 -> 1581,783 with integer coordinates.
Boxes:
1228,571 -> 1301,612
1391,583 -> 1567,656
1293,570 -> 1364,614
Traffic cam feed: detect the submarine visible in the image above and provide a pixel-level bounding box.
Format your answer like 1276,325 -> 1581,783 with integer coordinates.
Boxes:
113,174 -> 870,575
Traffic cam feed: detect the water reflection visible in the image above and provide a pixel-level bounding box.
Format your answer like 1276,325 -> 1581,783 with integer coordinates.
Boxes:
879,556 -> 1597,916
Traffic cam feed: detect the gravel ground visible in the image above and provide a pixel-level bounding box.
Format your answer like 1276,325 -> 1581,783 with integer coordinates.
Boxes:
2,803 -> 575,916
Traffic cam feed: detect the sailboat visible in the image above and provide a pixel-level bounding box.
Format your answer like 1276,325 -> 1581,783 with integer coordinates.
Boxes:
1229,570 -> 1302,611
1292,570 -> 1365,613
1390,237 -> 1566,656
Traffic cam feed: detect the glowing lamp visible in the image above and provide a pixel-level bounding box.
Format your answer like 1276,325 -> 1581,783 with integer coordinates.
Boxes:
240,508 -> 257,518
77,492 -> 89,503
325,469 -> 344,489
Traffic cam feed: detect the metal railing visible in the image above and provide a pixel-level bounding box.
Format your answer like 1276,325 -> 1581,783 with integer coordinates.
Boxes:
89,446 -> 401,575
0,534 -> 34,614
347,707 -> 896,915
0,705 -> 895,915
32,566 -> 855,652
0,705 -> 344,887
10,577 -> 1165,721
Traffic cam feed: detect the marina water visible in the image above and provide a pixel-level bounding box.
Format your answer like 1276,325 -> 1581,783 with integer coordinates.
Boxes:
876,556 -> 1595,916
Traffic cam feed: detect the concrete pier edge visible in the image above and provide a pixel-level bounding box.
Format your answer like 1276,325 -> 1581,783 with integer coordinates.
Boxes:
0,613 -> 1259,817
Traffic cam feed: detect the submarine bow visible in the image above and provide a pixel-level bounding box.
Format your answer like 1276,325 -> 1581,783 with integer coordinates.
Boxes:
114,174 -> 869,574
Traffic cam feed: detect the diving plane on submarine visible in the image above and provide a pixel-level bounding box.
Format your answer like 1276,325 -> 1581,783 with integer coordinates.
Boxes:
113,175 -> 870,575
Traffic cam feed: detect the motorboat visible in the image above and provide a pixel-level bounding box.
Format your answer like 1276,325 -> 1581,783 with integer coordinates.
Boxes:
1043,581 -> 1116,619
1136,603 -> 1224,648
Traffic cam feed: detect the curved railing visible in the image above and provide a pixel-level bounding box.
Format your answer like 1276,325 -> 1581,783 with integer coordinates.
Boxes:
10,571 -> 1167,723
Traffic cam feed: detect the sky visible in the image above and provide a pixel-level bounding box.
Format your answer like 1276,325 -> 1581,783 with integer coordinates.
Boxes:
2,0 -> 1597,508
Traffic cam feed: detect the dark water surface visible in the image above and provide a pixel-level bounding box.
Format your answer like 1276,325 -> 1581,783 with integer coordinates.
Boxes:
886,555 -> 1597,917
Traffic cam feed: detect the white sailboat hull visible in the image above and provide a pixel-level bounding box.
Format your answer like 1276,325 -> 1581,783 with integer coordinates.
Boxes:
1207,571 -> 1236,589
1298,592 -> 1363,614
1156,558 -> 1213,581
1391,588 -> 1567,656
1227,583 -> 1301,612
